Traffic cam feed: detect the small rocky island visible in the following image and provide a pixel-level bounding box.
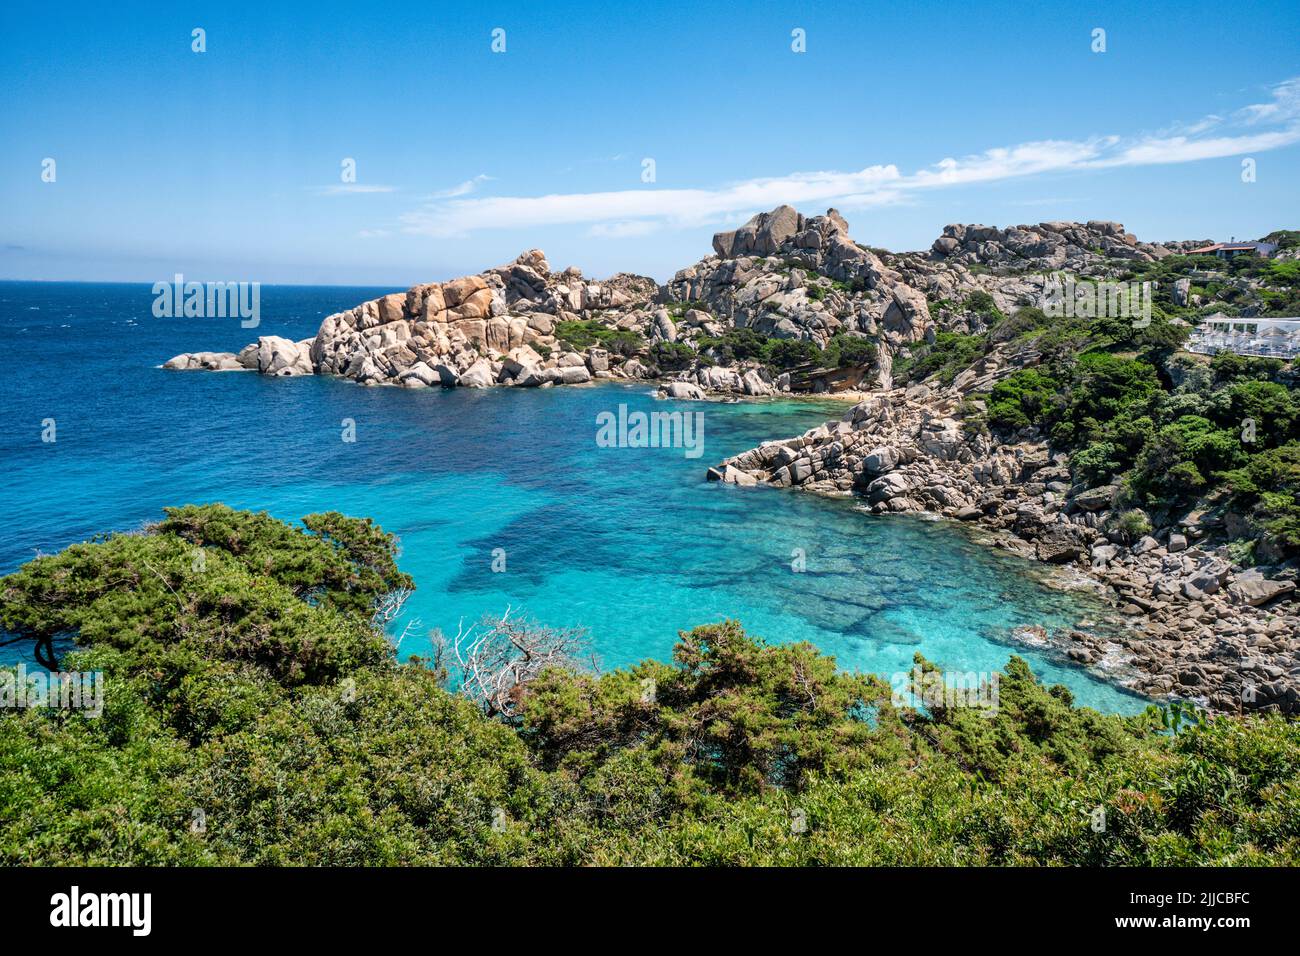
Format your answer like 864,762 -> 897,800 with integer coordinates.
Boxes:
167,206 -> 1300,716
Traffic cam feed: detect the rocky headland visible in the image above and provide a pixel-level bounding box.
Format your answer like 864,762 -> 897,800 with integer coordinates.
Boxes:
166,206 -> 1300,715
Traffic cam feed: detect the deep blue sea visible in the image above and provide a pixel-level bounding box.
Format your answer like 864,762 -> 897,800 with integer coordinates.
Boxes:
0,281 -> 1149,713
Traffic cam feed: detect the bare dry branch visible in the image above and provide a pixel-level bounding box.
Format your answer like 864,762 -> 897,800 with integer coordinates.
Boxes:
394,616 -> 423,652
373,587 -> 413,627
434,607 -> 593,719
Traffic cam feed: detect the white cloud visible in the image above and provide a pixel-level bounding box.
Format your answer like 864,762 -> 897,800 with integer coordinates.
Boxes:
1236,77 -> 1300,124
400,165 -> 901,238
907,139 -> 1112,190
1084,127 -> 1300,168
430,174 -> 494,199
314,184 -> 397,196
396,77 -> 1300,238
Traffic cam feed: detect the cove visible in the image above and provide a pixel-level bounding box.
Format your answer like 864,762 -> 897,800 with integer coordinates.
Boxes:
0,281 -> 1149,713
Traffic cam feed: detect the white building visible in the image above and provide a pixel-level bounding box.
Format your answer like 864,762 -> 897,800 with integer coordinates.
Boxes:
1185,240 -> 1280,259
1187,314 -> 1300,359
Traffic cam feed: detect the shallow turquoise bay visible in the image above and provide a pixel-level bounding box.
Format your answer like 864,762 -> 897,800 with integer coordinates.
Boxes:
1,282 -> 1149,713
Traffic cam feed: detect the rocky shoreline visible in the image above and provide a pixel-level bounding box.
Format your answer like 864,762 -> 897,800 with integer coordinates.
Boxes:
707,380 -> 1299,715
164,250 -> 659,389
164,204 -> 1298,716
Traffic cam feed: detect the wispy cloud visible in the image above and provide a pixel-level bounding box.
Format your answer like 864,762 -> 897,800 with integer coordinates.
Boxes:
429,174 -> 493,199
1236,77 -> 1300,124
401,166 -> 903,238
1082,127 -> 1300,168
398,77 -> 1300,238
313,184 -> 397,196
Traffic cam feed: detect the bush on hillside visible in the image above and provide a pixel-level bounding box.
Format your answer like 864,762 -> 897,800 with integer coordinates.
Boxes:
2,508 -> 1298,866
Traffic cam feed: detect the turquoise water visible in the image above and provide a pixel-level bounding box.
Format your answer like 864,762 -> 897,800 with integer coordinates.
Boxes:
1,281 -> 1149,713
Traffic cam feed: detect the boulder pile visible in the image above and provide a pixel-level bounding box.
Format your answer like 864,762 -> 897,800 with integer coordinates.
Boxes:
709,380 -> 1299,715
165,250 -> 660,389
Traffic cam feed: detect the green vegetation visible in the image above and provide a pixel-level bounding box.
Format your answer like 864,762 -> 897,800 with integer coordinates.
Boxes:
900,332 -> 985,386
1,506 -> 1297,866
894,256 -> 1300,557
695,327 -> 772,365
965,290 -> 1004,324
1116,250 -> 1300,319
1109,509 -> 1154,543
649,340 -> 696,372
987,367 -> 1063,432
989,305 -> 1050,344
979,319 -> 1300,554
663,300 -> 707,319
1262,230 -> 1300,253
554,319 -> 644,356
821,332 -> 878,369
1223,443 -> 1300,550
694,329 -> 877,372
766,338 -> 822,369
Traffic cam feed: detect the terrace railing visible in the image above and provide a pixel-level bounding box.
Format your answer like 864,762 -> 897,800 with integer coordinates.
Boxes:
1186,332 -> 1300,359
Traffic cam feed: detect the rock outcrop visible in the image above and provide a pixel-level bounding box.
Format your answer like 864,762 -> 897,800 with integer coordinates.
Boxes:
166,251 -> 660,390
668,205 -> 931,349
708,380 -> 1300,716
926,220 -> 1169,269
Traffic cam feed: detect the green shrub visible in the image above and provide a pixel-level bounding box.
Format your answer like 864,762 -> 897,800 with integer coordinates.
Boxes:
0,504 -> 406,686
987,368 -> 1063,431
649,340 -> 696,371
1071,441 -> 1124,485
1223,442 -> 1300,548
767,338 -> 823,370
966,290 -> 1003,322
3,523 -> 1299,868
555,320 -> 644,356
989,306 -> 1049,344
822,333 -> 878,369
1111,509 -> 1153,542
905,332 -> 985,385
696,328 -> 770,365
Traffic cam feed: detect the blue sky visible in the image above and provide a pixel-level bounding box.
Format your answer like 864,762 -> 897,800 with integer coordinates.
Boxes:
2,0 -> 1298,285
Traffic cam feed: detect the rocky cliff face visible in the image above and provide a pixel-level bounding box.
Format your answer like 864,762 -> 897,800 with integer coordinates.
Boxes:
708,373 -> 1298,716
